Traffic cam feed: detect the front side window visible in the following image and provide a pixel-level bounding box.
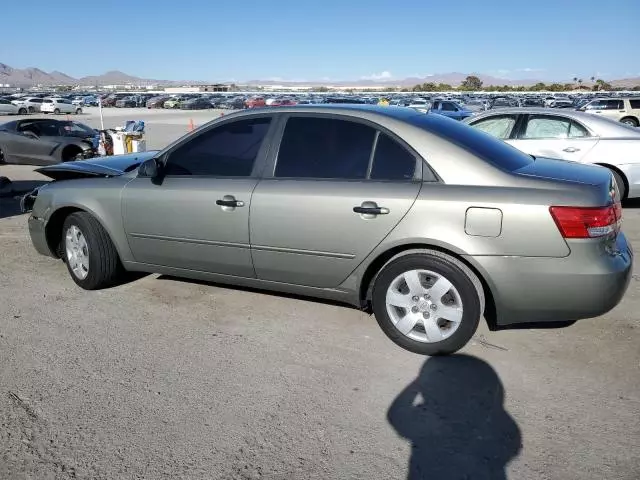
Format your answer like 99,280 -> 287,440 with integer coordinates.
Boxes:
471,115 -> 517,139
522,116 -> 570,139
275,117 -> 375,179
585,100 -> 605,110
164,117 -> 271,177
441,102 -> 457,112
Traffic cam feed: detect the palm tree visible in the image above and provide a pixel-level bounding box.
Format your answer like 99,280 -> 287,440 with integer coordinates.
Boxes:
590,76 -> 595,83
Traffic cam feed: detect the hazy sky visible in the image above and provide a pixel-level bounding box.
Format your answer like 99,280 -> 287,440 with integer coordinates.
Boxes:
2,0 -> 638,82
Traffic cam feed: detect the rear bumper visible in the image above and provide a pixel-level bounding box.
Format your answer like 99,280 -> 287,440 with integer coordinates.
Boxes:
468,233 -> 633,326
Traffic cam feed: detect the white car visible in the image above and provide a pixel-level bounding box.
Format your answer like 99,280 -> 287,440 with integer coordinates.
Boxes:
464,107 -> 640,199
0,98 -> 20,115
41,98 -> 83,115
11,97 -> 43,113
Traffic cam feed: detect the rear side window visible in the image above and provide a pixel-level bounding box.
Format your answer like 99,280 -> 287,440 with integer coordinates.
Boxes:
43,99 -> 53,103
441,102 -> 456,111
523,116 -> 570,139
275,117 -> 375,179
370,134 -> 416,180
629,99 -> 640,109
605,100 -> 623,110
568,121 -> 589,138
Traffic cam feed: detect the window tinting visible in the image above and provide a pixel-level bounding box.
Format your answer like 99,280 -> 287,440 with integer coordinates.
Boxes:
370,134 -> 416,180
523,116 -> 570,139
441,102 -> 457,111
165,117 -> 271,176
275,117 -> 375,179
605,100 -> 623,110
471,116 -> 516,139
629,99 -> 640,109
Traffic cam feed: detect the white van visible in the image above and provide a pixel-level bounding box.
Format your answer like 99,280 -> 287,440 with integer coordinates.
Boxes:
41,98 -> 83,115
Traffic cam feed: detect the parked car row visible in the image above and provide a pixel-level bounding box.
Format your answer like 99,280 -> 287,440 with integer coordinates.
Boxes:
0,96 -> 84,115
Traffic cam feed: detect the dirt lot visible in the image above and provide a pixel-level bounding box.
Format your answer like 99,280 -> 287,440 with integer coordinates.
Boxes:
1,110 -> 639,479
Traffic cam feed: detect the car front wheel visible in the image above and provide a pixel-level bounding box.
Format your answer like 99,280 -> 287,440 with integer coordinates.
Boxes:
62,212 -> 123,290
372,251 -> 483,355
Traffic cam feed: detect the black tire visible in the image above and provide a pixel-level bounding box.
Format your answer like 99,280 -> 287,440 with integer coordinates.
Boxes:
0,146 -> 5,164
18,108 -> 27,115
54,108 -> 60,114
611,169 -> 627,200
75,108 -> 82,115
620,117 -> 639,127
61,212 -> 123,290
372,252 -> 483,355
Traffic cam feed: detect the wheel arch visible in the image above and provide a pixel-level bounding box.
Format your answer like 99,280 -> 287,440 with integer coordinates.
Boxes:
358,242 -> 498,329
619,116 -> 639,126
594,162 -> 628,199
45,205 -> 126,261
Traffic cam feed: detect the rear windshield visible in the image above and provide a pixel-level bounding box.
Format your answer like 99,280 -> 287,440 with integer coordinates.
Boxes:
408,113 -> 534,171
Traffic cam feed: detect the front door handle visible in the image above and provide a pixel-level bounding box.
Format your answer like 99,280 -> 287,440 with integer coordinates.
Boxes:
562,147 -> 580,153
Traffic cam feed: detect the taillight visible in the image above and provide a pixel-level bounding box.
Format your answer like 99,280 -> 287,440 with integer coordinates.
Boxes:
550,204 -> 622,238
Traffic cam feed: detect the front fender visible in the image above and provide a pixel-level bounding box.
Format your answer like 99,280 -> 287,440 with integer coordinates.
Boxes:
40,177 -> 135,262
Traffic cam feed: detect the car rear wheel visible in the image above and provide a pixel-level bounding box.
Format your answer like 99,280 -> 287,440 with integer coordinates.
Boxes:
54,108 -> 60,114
372,252 -> 483,355
28,106 -> 35,113
620,117 -> 639,127
62,212 -> 123,290
18,108 -> 27,115
76,108 -> 82,115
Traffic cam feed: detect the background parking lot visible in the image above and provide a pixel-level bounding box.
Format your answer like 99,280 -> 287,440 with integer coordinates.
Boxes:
1,109 -> 639,479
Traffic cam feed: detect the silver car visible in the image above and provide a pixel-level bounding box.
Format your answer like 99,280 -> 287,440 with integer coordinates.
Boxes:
23,106 -> 632,355
463,108 -> 640,200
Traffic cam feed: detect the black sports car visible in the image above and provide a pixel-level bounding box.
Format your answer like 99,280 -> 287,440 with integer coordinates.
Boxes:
0,118 -> 98,166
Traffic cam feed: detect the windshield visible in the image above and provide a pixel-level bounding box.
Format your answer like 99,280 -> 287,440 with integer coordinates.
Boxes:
60,121 -> 95,136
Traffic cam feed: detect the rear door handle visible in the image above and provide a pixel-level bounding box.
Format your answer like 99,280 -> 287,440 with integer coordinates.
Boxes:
216,196 -> 245,208
562,147 -> 580,153
353,205 -> 390,215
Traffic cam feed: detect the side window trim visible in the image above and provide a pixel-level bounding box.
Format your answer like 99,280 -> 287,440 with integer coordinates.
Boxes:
262,112 -> 432,182
160,114 -> 277,179
365,131 -> 380,180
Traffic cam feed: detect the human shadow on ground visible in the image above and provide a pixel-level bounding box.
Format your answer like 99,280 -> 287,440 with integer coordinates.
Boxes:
387,354 -> 521,480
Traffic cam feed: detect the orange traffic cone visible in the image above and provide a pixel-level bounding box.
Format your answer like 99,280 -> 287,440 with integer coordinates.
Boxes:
188,118 -> 195,131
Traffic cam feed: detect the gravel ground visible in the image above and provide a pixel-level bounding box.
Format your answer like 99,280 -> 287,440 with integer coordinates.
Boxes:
1,110 -> 639,479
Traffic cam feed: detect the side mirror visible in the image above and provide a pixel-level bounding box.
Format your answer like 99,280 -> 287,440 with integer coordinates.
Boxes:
138,158 -> 161,179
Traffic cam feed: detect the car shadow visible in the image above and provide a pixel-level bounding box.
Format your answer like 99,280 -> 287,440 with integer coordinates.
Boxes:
388,354 -> 521,480
156,275 -> 360,311
623,198 -> 640,209
0,179 -> 48,220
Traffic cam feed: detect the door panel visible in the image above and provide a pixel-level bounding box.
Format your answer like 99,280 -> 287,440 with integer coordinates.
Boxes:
122,177 -> 257,277
507,137 -> 598,162
250,179 -> 420,287
6,133 -> 59,164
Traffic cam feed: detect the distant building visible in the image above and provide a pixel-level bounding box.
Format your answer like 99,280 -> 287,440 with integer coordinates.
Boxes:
164,84 -> 230,93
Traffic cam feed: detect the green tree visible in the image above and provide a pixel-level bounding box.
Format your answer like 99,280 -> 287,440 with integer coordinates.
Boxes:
459,75 -> 483,91
632,85 -> 640,91
548,83 -> 564,91
594,79 -> 612,91
531,82 -> 548,91
437,83 -> 453,91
